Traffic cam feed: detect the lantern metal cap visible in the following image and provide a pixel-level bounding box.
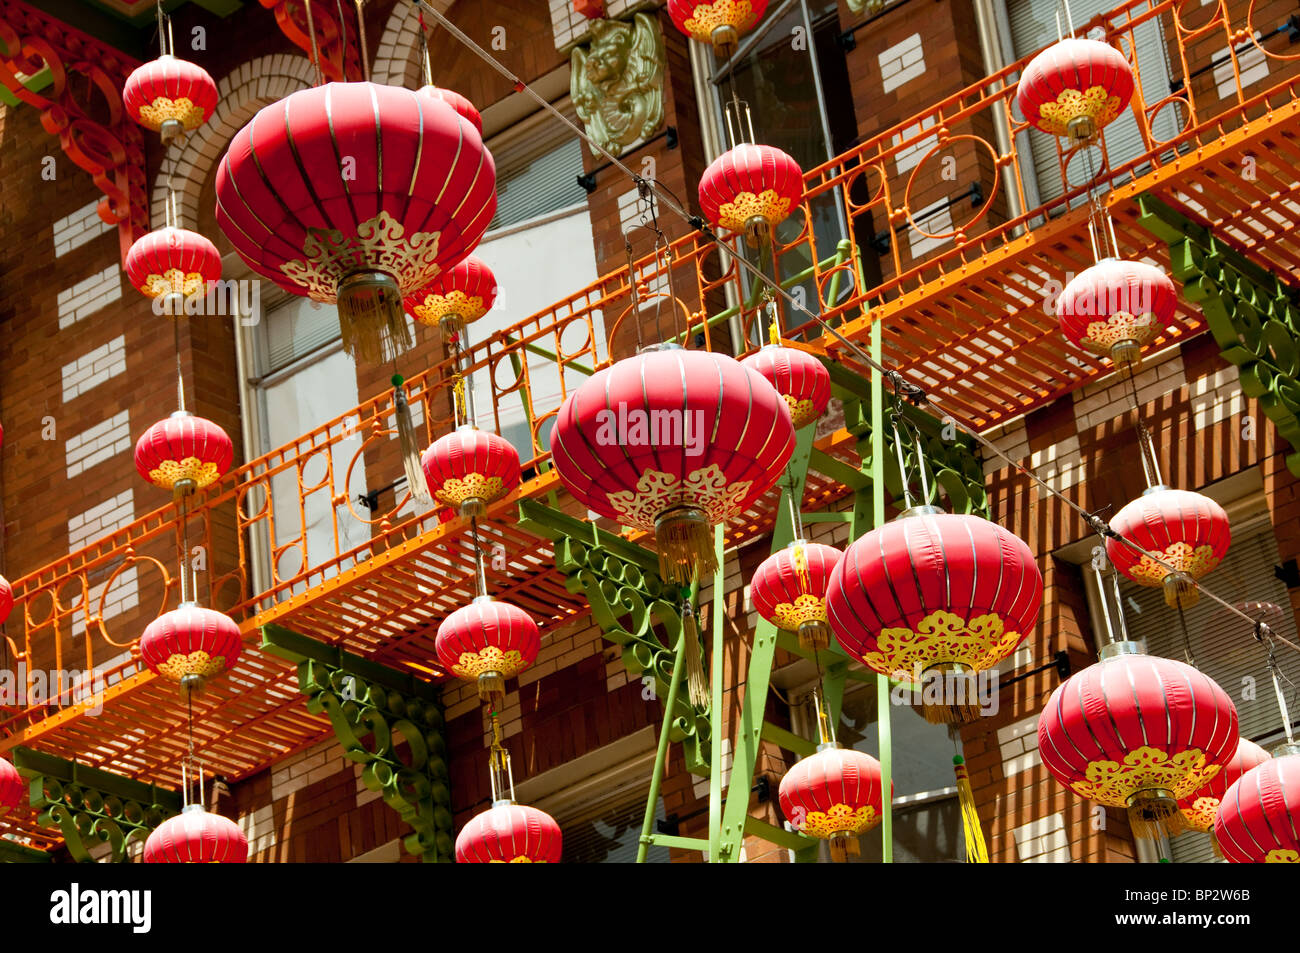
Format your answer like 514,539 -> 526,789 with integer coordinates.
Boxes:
1271,742 -> 1300,758
491,798 -> 514,809
169,409 -> 193,420
181,803 -> 206,815
637,342 -> 684,354
454,423 -> 479,434
814,740 -> 840,754
1099,640 -> 1144,660
897,504 -> 944,520
472,594 -> 494,605
1141,484 -> 1172,496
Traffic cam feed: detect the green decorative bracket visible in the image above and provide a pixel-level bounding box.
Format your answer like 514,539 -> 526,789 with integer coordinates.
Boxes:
12,747 -> 180,864
260,624 -> 454,862
0,839 -> 52,863
1136,193 -> 1300,478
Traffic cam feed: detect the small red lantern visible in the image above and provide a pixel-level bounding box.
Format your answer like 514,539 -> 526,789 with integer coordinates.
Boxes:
750,540 -> 842,649
741,344 -> 831,429
0,573 -> 12,625
574,0 -> 606,20
404,256 -> 498,332
421,426 -> 522,517
139,604 -> 242,693
142,805 -> 248,863
436,596 -> 540,703
1214,748 -> 1300,863
1107,487 -> 1230,609
1056,259 -> 1177,369
668,0 -> 769,56
779,746 -> 887,862
0,755 -> 23,813
125,227 -> 222,315
455,802 -> 562,863
698,144 -> 804,246
134,411 -> 234,500
1178,737 -> 1270,834
123,54 -> 219,144
419,85 -> 482,136
1016,38 -> 1134,142
1038,647 -> 1239,838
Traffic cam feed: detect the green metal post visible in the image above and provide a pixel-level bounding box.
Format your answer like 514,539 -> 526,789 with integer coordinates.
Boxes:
637,628 -> 688,863
870,315 -> 894,863
708,525 -> 726,862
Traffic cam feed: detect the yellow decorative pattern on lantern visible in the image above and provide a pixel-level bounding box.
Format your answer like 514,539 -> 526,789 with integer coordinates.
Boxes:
716,189 -> 793,233
149,457 -> 222,491
1126,543 -> 1221,586
411,290 -> 487,327
1265,849 -> 1300,863
143,268 -> 209,299
605,465 -> 754,530
137,96 -> 206,132
432,473 -> 505,508
1035,86 -> 1123,137
452,645 -> 528,680
1179,797 -> 1219,833
782,395 -> 818,429
1070,746 -> 1220,805
859,609 -> 1025,677
771,594 -> 828,630
280,210 -> 444,301
487,856 -> 548,863
1082,312 -> 1159,352
684,1 -> 759,37
156,650 -> 227,680
800,803 -> 879,838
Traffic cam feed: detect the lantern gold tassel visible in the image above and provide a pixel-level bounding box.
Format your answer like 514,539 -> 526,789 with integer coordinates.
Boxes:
679,601 -> 710,710
827,831 -> 859,863
338,270 -> 414,364
953,754 -> 989,863
393,376 -> 432,504
655,506 -> 717,586
919,662 -> 981,725
1127,788 -> 1180,839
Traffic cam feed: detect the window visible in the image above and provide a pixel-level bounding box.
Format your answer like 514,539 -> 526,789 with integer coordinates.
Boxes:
486,108 -> 589,234
556,785 -> 669,864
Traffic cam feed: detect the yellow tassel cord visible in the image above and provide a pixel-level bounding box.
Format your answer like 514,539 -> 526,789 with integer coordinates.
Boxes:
679,599 -> 710,710
655,506 -> 717,586
337,270 -> 414,365
920,663 -> 980,725
828,831 -> 860,863
953,755 -> 988,863
1127,788 -> 1181,840
393,376 -> 432,503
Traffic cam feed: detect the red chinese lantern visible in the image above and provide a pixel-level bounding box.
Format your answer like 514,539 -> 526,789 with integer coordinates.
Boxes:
134,411 -> 234,500
698,144 -> 804,246
419,85 -> 482,136
574,0 -> 606,18
1214,748 -> 1300,863
0,755 -> 23,814
1016,38 -> 1134,142
124,227 -> 222,315
436,596 -> 540,703
0,573 -> 12,625
123,54 -> 219,144
1107,487 -> 1230,609
1056,259 -> 1177,369
404,256 -> 498,333
455,802 -> 563,863
825,507 -> 1042,722
1178,737 -> 1270,834
215,82 -> 497,363
421,426 -> 522,517
741,344 -> 831,429
778,746 -> 887,862
750,540 -> 842,649
142,805 -> 248,863
550,346 -> 795,584
139,604 -> 242,693
1038,647 -> 1239,838
668,0 -> 769,56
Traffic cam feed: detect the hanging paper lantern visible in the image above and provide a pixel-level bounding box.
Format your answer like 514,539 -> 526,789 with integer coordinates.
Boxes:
741,344 -> 831,429
778,746 -> 886,862
419,85 -> 482,136
1038,648 -> 1238,839
1214,748 -> 1300,863
574,0 -> 606,18
123,54 -> 219,144
550,346 -> 795,585
0,755 -> 23,814
124,227 -> 222,315
142,805 -> 249,863
139,603 -> 242,692
0,573 -> 12,625
699,144 -> 804,246
667,0 -> 769,56
1056,259 -> 1177,369
1178,737 -> 1270,834
1016,38 -> 1134,142
134,411 -> 234,500
1106,487 -> 1230,609
750,541 -> 842,649
421,426 -> 522,517
456,802 -> 563,863
404,256 -> 498,333
825,508 -> 1042,723
436,596 -> 540,702
215,82 -> 497,364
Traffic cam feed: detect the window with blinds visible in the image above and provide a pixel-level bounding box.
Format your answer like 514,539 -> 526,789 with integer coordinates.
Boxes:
261,296 -> 343,375
555,783 -> 669,864
489,134 -> 588,233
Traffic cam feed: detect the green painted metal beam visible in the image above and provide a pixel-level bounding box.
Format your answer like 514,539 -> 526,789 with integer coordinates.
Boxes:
743,815 -> 818,853
12,747 -> 181,813
260,623 -> 440,701
0,840 -> 52,863
643,833 -> 710,852
761,720 -> 817,758
637,628 -> 687,863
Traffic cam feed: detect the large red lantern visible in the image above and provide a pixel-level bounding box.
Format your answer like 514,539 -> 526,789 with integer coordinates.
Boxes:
420,85 -> 482,136
436,596 -> 540,703
123,54 -> 219,144
699,144 -> 804,246
142,805 -> 248,863
825,507 -> 1042,722
667,0 -> 769,56
779,746 -> 887,862
215,82 -> 497,364
124,227 -> 222,315
1056,259 -> 1178,369
741,344 -> 830,429
0,573 -> 12,625
456,802 -> 563,863
550,346 -> 795,584
1107,487 -> 1230,608
134,412 -> 234,500
1016,38 -> 1134,142
750,540 -> 842,649
0,755 -> 23,813
404,256 -> 498,333
1178,737 -> 1270,834
421,426 -> 521,517
1214,747 -> 1300,863
1038,647 -> 1239,838
139,604 -> 242,693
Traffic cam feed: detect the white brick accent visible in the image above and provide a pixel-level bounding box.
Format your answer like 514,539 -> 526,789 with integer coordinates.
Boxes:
1190,364 -> 1246,432
1071,349 -> 1185,432
983,418 -> 1030,477
57,265 -> 121,330
996,713 -> 1043,778
61,335 -> 127,402
907,198 -> 952,258
64,410 -> 131,478
1012,812 -> 1073,862
892,115 -> 938,175
550,0 -> 644,51
52,199 -> 113,257
1031,434 -> 1083,495
68,488 -> 135,552
270,738 -> 345,801
1214,35 -> 1268,99
879,33 -> 925,93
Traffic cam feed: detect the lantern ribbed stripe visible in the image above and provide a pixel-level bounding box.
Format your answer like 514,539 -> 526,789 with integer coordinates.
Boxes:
1106,488 -> 1230,583
139,605 -> 242,680
667,0 -> 767,41
1214,755 -> 1300,863
751,542 -> 841,624
124,227 -> 222,298
778,748 -> 886,836
421,428 -> 521,507
0,756 -> 22,812
1179,738 -> 1271,831
1056,259 -> 1177,353
1038,653 -> 1238,806
697,144 -> 803,234
404,255 -> 498,326
741,345 -> 831,428
455,803 -> 563,863
143,809 -> 248,863
0,573 -> 11,626
436,599 -> 540,680
420,85 -> 482,135
134,414 -> 234,492
1015,38 -> 1133,136
123,55 -> 219,132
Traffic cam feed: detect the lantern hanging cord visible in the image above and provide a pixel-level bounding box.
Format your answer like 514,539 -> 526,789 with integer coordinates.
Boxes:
470,516 -> 488,599
304,0 -> 325,86
1256,621 -> 1298,745
413,0 -> 1300,661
